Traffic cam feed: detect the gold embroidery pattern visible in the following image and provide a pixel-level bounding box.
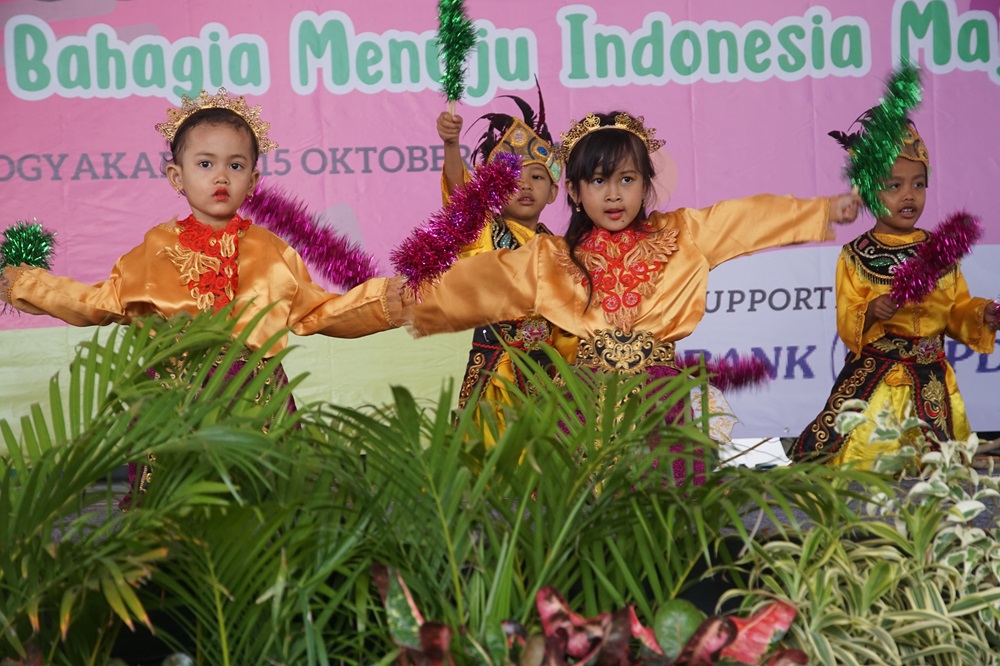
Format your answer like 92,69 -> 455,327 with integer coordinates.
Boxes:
457,351 -> 488,409
852,308 -> 865,352
870,336 -> 943,364
162,218 -> 248,312
575,328 -> 676,374
803,358 -> 878,451
920,374 -> 948,432
498,313 -> 552,351
843,232 -> 920,286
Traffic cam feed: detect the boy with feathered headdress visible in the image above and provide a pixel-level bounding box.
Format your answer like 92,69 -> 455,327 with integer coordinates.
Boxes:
435,88 -> 577,439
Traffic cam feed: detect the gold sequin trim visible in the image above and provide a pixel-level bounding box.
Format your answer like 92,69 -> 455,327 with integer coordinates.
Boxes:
378,278 -> 396,329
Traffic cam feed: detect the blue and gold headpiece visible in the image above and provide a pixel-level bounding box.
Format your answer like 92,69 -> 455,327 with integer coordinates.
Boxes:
471,86 -> 562,182
486,117 -> 561,182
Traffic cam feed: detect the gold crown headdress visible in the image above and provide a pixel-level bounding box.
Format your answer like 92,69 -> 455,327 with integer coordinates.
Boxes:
155,88 -> 278,155
557,112 -> 664,162
486,118 -> 561,182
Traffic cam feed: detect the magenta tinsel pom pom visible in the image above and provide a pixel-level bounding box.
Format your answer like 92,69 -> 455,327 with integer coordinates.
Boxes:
391,152 -> 521,291
240,182 -> 380,289
678,353 -> 772,393
889,211 -> 982,306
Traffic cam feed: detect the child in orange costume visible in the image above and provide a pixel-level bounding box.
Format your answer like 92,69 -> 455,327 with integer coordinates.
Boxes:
413,111 -> 862,483
3,89 -> 403,353
1,89 -> 405,504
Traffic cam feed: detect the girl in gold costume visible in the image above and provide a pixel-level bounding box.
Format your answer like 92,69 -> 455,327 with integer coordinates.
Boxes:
1,89 -> 405,506
411,111 -> 861,483
2,89 -> 403,354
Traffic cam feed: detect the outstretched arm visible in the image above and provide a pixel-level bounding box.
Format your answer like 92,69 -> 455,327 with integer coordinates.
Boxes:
684,191 -> 862,268
2,261 -> 133,326
437,111 -> 466,196
411,241 -> 542,336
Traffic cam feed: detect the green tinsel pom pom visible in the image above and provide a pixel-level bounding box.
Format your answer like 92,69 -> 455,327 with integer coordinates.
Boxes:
1,220 -> 57,269
437,0 -> 477,102
847,62 -> 922,218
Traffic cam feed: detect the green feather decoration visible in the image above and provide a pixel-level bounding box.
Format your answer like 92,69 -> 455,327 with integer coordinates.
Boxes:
846,63 -> 923,218
1,220 -> 57,270
437,0 -> 477,102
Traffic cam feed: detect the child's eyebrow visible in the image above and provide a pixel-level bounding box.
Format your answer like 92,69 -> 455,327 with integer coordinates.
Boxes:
192,151 -> 250,162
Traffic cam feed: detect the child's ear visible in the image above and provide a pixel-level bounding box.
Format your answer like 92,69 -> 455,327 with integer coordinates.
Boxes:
566,180 -> 578,205
546,183 -> 559,205
248,169 -> 261,195
165,163 -> 182,192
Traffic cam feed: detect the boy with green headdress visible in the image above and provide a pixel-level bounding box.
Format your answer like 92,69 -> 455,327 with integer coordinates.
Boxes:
791,111 -> 999,467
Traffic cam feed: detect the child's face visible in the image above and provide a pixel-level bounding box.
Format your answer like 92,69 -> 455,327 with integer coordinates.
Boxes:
874,157 -> 926,235
166,122 -> 260,229
500,162 -> 558,229
569,157 -> 645,233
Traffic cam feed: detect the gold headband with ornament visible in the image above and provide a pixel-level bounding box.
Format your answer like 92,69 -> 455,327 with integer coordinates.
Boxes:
155,88 -> 278,154
893,122 -> 929,168
487,117 -> 562,182
557,112 -> 665,162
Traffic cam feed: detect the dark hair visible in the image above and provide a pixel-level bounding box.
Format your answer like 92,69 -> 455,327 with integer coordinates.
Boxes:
167,107 -> 260,166
470,86 -> 553,166
563,112 -> 656,307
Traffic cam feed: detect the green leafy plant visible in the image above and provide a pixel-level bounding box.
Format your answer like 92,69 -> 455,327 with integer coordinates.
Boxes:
0,315 -> 897,665
725,399 -> 1000,664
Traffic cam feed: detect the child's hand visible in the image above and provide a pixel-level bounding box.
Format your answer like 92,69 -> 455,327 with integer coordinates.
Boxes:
986,300 -> 1000,330
828,191 -> 863,224
437,112 -> 463,145
0,265 -> 19,300
867,294 -> 899,322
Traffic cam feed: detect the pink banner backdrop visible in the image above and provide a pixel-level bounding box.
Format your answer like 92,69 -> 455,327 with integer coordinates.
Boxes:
2,0 -> 998,433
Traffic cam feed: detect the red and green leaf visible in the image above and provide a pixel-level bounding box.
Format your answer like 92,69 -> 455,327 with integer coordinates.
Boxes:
719,601 -> 797,664
674,616 -> 737,666
372,563 -> 424,651
536,586 -> 611,662
629,605 -> 663,655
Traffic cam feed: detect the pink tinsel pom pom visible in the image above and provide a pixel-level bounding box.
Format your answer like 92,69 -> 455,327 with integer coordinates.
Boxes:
889,211 -> 982,307
391,152 -> 521,291
240,182 -> 380,289
678,353 -> 772,393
